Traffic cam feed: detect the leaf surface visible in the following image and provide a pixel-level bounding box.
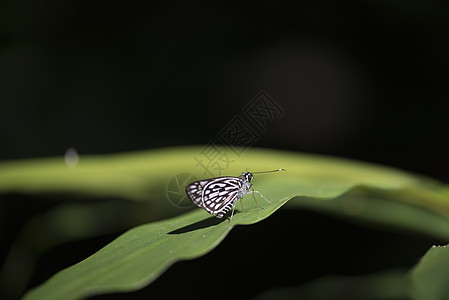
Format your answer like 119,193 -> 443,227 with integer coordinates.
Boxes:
2,147 -> 445,300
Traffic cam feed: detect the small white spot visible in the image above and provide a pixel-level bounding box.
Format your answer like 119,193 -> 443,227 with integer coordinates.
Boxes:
202,234 -> 206,238
64,147 -> 79,168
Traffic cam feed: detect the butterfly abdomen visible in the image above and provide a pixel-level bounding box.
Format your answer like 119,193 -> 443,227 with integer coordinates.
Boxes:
216,201 -> 235,218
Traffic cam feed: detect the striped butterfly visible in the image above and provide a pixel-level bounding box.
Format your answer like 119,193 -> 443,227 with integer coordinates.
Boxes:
185,169 -> 285,220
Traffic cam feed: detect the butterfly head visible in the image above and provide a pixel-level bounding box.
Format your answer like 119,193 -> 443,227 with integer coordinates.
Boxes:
239,172 -> 254,183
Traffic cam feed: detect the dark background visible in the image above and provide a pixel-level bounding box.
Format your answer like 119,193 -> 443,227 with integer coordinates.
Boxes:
1,1 -> 449,299
1,0 -> 448,181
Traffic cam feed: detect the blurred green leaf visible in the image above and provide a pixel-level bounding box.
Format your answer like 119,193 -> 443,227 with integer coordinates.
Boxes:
287,187 -> 449,240
0,200 -> 144,299
408,244 -> 449,300
0,146 -> 436,203
254,269 -> 407,300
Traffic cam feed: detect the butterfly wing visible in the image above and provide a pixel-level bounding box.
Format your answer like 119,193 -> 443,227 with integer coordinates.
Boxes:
186,177 -> 243,218
185,180 -> 210,208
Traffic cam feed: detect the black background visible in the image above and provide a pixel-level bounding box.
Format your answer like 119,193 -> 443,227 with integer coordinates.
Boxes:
1,1 -> 448,299
1,0 -> 448,181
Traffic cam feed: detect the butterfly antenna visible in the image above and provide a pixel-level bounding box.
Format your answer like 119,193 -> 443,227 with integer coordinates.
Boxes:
251,168 -> 286,174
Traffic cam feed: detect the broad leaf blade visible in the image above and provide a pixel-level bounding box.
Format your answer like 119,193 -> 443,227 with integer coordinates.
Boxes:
2,147 -> 447,300
23,197 -> 290,300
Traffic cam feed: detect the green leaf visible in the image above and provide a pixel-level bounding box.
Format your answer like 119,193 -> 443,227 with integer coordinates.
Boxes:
254,269 -> 408,300
287,187 -> 449,240
0,201 -> 145,299
0,147 -> 435,202
23,196 -> 290,300
408,244 -> 449,300
1,146 -> 446,300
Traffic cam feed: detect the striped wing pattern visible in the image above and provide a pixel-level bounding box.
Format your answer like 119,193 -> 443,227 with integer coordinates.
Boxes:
186,177 -> 243,218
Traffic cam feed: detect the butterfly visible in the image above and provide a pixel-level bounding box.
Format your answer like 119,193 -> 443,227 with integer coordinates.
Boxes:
185,169 -> 285,220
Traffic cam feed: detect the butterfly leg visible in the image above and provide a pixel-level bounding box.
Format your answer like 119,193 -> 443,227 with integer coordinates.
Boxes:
240,197 -> 245,211
250,184 -> 272,209
229,200 -> 238,221
253,191 -> 271,204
